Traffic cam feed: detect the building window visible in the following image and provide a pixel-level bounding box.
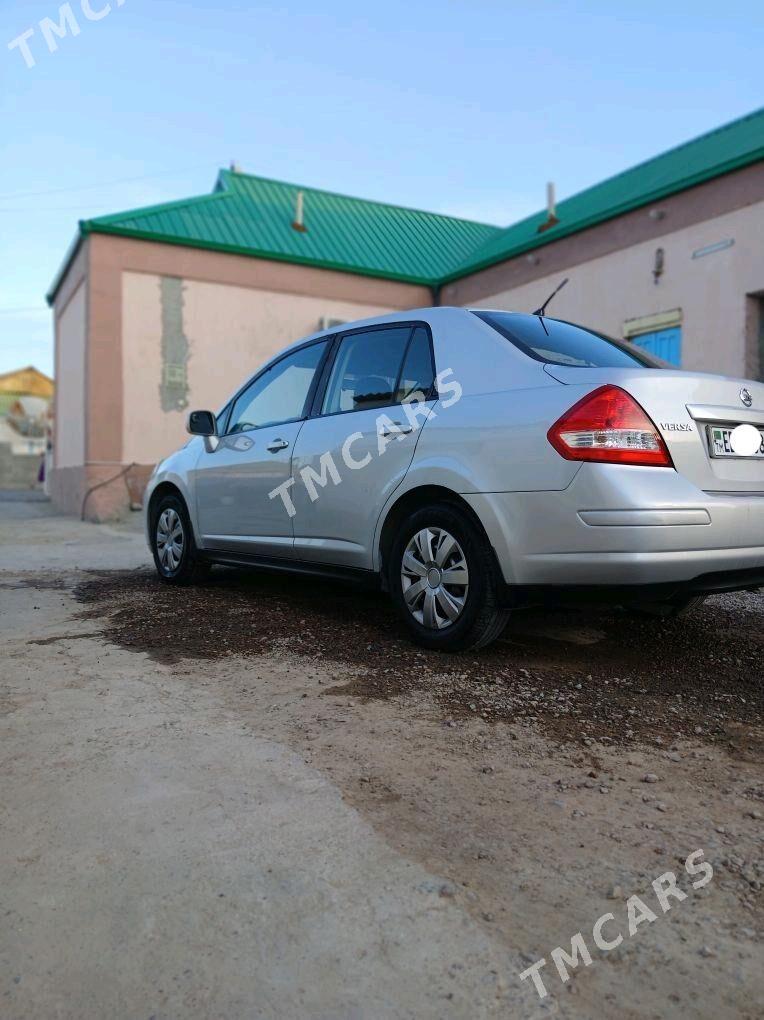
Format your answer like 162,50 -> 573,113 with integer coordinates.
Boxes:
623,310 -> 682,367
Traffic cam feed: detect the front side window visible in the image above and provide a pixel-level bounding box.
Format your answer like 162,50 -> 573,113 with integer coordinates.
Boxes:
227,341 -> 328,434
474,311 -> 661,369
322,326 -> 412,415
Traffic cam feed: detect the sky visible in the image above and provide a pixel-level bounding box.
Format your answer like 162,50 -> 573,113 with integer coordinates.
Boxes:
0,0 -> 762,376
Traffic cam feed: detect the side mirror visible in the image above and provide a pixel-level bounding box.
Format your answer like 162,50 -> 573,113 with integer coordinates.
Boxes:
187,409 -> 216,436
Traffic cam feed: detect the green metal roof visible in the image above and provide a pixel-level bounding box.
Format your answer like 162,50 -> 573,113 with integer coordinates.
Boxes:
449,106 -> 764,279
78,170 -> 501,286
48,107 -> 763,304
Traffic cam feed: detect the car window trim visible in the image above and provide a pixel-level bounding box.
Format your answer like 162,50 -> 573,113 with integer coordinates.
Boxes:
308,332 -> 342,418
316,323 -> 415,419
223,335 -> 335,436
309,320 -> 436,420
215,400 -> 233,436
395,323 -> 437,403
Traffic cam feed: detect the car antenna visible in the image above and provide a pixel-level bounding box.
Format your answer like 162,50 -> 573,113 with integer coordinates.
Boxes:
532,277 -> 569,317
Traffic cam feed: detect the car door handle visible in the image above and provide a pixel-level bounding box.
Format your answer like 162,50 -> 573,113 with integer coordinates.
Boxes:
267,438 -> 290,452
379,421 -> 413,437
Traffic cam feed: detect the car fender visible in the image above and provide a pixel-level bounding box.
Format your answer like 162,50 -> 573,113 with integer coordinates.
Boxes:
143,441 -> 203,548
371,454 -> 481,573
371,386 -> 583,574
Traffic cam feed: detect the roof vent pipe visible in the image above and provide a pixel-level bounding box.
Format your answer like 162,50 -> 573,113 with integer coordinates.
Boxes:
537,181 -> 560,233
292,190 -> 307,232
547,182 -> 556,220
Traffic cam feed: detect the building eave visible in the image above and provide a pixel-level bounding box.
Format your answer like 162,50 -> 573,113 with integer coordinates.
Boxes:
76,221 -> 442,289
45,228 -> 86,307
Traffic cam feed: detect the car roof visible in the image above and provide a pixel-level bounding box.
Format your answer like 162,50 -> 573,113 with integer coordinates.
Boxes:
281,306 -> 479,354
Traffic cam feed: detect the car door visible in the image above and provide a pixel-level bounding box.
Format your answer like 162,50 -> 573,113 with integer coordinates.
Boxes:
194,339 -> 330,558
290,323 -> 436,569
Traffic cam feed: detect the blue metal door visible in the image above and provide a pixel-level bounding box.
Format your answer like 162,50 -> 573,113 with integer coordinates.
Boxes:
631,326 -> 682,366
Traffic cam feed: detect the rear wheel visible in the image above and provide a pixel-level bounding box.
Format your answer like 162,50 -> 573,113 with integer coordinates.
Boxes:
388,502 -> 510,651
625,594 -> 706,619
151,492 -> 210,585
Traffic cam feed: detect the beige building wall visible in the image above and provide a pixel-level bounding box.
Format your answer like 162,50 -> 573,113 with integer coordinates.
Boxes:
54,280 -> 86,468
466,201 -> 764,378
121,272 -> 403,465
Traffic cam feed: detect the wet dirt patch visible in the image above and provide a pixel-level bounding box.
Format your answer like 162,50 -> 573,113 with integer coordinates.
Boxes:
0,577 -> 68,591
72,568 -> 764,748
28,631 -> 104,646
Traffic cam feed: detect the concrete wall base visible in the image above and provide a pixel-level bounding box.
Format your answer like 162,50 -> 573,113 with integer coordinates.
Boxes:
0,443 -> 42,489
50,463 -> 154,522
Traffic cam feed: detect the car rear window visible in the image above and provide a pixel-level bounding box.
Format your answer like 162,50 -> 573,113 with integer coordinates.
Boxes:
473,311 -> 661,369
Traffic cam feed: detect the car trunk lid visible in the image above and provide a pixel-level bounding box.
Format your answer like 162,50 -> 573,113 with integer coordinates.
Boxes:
543,365 -> 764,493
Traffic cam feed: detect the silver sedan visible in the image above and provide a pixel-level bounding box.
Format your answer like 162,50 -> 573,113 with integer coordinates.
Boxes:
144,306 -> 764,650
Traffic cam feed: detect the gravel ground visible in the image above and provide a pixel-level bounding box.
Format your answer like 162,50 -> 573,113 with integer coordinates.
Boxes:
74,568 -> 764,749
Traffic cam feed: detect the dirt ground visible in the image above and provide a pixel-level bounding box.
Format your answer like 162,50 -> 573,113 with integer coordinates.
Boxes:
1,498 -> 763,1019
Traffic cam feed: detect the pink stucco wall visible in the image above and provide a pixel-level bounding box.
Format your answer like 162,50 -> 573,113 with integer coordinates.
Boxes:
121,272 -> 401,465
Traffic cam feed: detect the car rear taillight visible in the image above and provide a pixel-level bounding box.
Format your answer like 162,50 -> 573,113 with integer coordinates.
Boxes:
548,385 -> 673,467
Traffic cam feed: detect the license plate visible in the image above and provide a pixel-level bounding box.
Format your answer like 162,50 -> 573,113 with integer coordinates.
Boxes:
707,424 -> 764,458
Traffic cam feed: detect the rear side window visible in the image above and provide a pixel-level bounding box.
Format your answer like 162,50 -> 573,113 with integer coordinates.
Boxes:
396,326 -> 435,402
322,326 -> 412,414
474,311 -> 660,369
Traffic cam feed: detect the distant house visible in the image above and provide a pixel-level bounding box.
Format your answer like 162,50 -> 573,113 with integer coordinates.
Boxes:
0,367 -> 53,487
47,107 -> 764,519
7,396 -> 50,437
0,366 -> 54,414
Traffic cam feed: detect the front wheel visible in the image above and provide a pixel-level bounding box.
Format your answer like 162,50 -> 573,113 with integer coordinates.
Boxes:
151,493 -> 209,585
388,502 -> 510,651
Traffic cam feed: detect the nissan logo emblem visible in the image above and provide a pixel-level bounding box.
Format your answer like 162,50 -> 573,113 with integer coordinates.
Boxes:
740,387 -> 753,407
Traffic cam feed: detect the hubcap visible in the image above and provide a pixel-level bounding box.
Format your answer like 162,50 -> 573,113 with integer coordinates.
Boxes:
156,508 -> 184,572
401,527 -> 469,630
427,566 -> 442,587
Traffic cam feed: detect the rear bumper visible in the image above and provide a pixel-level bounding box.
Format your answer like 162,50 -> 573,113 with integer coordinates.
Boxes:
464,463 -> 764,591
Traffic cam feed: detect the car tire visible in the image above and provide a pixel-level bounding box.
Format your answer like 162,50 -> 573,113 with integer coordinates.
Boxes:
150,492 -> 210,585
388,502 -> 510,651
624,594 -> 706,619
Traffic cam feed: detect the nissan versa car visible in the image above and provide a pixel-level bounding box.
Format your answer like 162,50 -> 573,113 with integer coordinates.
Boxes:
145,306 -> 764,650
